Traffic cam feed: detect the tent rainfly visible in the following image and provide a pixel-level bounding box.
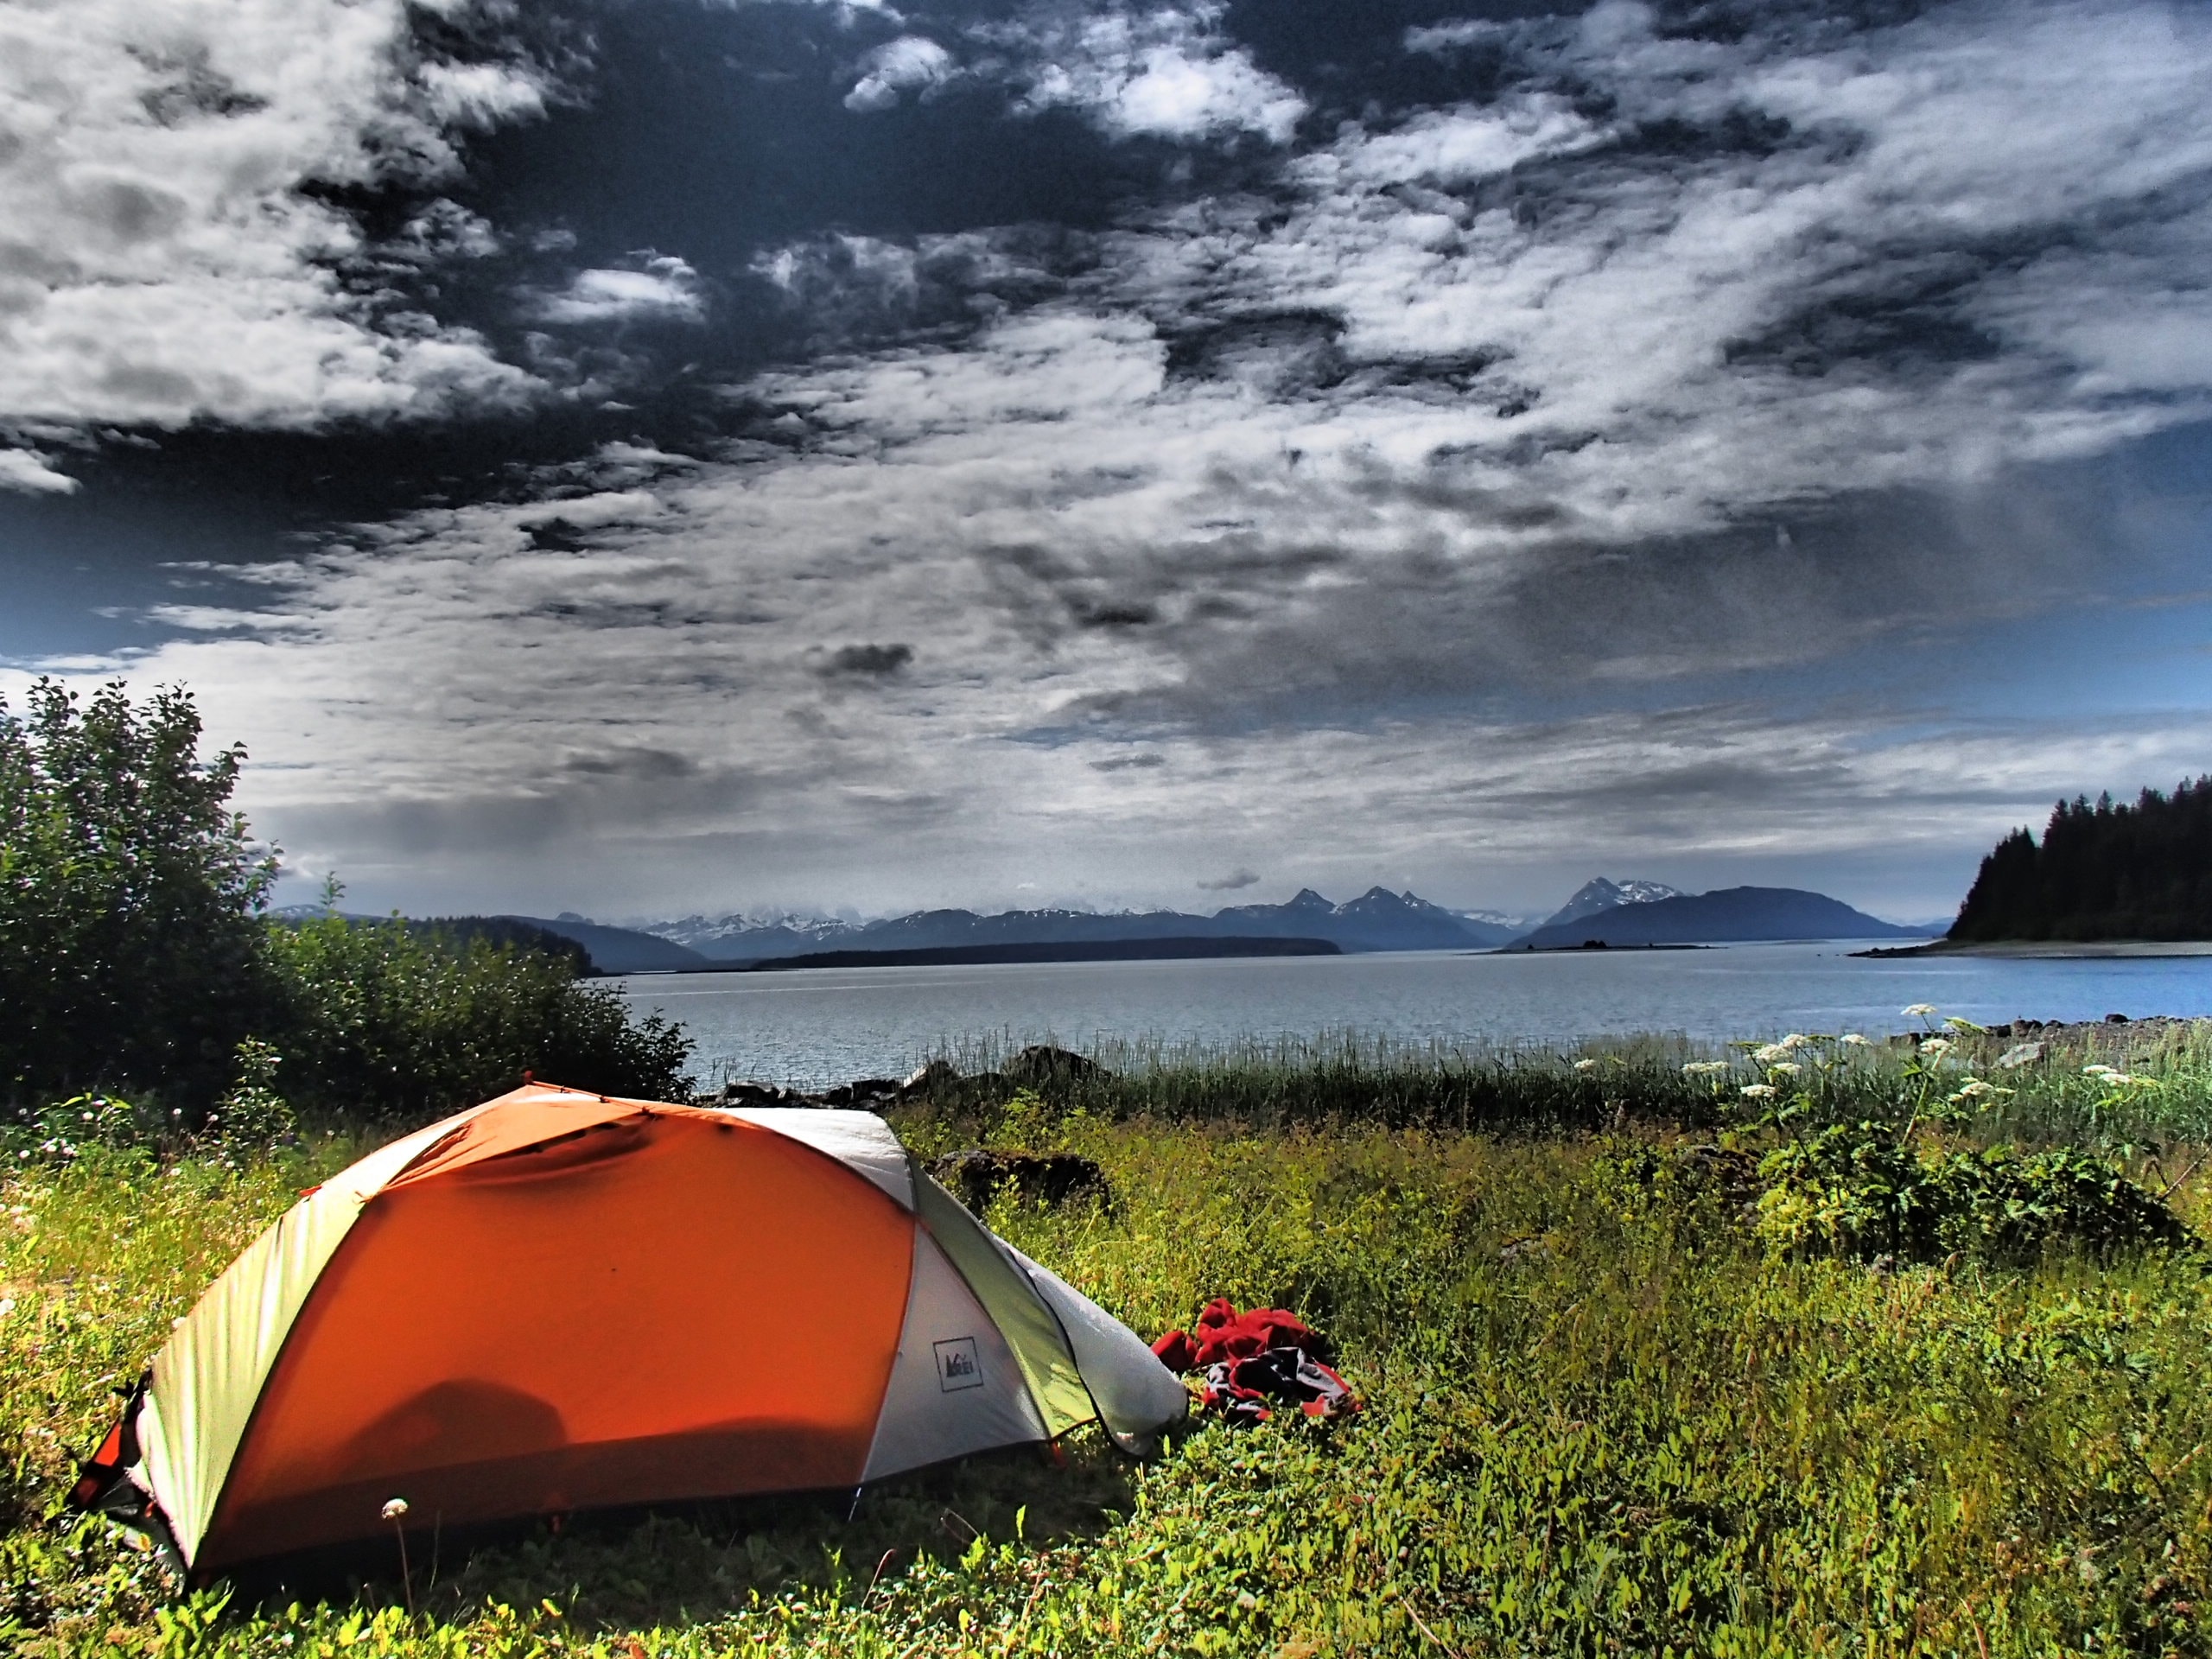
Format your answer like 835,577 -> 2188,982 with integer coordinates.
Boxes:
70,1084 -> 1189,1575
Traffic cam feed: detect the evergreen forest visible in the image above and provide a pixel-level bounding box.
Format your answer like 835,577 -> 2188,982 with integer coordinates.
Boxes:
1950,779 -> 2212,940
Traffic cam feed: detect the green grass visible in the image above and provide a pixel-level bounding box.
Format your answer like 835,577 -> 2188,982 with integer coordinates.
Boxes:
10,1037 -> 2212,1656
927,1020 -> 2212,1150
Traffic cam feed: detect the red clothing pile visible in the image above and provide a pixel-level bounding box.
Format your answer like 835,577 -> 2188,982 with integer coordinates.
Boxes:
1151,1299 -> 1359,1426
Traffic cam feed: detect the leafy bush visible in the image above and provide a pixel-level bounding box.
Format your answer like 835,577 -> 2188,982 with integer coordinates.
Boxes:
0,679 -> 695,1123
268,911 -> 693,1120
0,1093 -> 148,1169
198,1039 -> 298,1156
0,680 -> 277,1109
1754,1122 -> 2184,1262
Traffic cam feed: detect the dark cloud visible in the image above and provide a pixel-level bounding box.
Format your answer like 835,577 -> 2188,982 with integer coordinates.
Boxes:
1091,752 -> 1167,771
1198,868 -> 1261,890
819,642 -> 916,677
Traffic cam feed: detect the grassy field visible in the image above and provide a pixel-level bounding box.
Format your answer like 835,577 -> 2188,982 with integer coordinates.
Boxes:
10,1026 -> 2212,1656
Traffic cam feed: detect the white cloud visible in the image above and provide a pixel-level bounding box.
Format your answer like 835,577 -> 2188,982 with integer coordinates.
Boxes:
995,5 -> 1306,143
1322,96 -> 1604,187
0,447 -> 79,495
0,0 -> 546,435
535,257 -> 707,325
27,0 -> 2212,916
844,35 -> 956,111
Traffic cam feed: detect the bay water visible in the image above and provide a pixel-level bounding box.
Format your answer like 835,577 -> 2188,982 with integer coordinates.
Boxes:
615,939 -> 2212,1089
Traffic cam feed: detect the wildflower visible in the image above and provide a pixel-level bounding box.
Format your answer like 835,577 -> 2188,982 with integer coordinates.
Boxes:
1918,1037 -> 1954,1057
1682,1060 -> 1732,1077
1949,1079 -> 2009,1103
1752,1043 -> 1790,1064
2081,1064 -> 2148,1084
1768,1062 -> 1802,1077
1740,1083 -> 1778,1099
1573,1058 -> 1599,1072
1840,1033 -> 1872,1047
1901,1002 -> 1938,1018
1777,1033 -> 1812,1051
0,1299 -> 13,1319
381,1497 -> 410,1522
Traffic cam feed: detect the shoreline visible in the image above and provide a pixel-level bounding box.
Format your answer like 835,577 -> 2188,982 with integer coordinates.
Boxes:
1855,939 -> 2212,960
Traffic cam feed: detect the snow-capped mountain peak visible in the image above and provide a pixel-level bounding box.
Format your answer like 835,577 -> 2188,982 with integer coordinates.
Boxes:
1538,877 -> 1685,931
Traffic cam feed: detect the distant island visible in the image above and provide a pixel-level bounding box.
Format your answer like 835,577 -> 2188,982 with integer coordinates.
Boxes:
1946,780 -> 2212,944
731,937 -> 1342,971
1506,886 -> 1920,950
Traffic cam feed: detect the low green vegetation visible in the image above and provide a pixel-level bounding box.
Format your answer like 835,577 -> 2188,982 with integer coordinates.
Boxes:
0,680 -> 692,1127
10,1024 -> 2212,1657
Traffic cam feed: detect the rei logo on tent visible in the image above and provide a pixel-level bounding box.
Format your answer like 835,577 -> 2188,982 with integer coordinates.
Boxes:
934,1337 -> 984,1392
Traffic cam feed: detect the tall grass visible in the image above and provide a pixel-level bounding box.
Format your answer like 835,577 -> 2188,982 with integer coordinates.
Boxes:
923,1020 -> 2212,1147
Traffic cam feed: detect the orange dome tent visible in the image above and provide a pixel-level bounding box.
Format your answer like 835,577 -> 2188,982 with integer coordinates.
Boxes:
70,1084 -> 1188,1576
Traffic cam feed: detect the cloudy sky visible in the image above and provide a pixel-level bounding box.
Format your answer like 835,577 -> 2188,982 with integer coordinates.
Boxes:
5,0 -> 2212,924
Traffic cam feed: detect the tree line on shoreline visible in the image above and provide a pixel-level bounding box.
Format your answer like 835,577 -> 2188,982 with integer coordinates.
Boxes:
1951,779 -> 2212,943
0,679 -> 691,1122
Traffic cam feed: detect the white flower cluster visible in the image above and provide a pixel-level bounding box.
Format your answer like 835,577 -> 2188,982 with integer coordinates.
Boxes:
1681,1060 -> 1733,1078
1751,1033 -> 1814,1064
2083,1064 -> 2153,1089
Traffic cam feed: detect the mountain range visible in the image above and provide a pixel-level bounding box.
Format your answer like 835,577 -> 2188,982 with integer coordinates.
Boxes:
594,887 -> 1519,967
499,877 -> 1924,973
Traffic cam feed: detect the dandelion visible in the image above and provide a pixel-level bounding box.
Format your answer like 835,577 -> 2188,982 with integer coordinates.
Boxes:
381,1497 -> 415,1615
1740,1083 -> 1778,1099
1901,1002 -> 1938,1018
1573,1058 -> 1599,1072
1768,1062 -> 1802,1077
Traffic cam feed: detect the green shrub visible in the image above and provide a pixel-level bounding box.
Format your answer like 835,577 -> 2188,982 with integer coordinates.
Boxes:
1927,1143 -> 2188,1261
267,911 -> 693,1120
1755,1122 -> 2184,1262
197,1038 -> 297,1156
0,680 -> 277,1110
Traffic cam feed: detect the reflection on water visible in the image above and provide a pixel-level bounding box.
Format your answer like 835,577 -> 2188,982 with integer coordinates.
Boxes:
615,939 -> 2212,1090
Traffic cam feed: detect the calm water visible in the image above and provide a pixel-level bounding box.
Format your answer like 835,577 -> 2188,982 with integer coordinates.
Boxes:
615,939 -> 2212,1088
